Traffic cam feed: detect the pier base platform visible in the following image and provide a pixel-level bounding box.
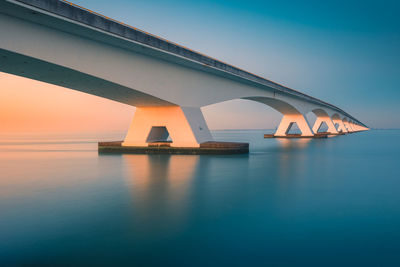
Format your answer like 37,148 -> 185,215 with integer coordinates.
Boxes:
98,141 -> 249,154
264,132 -> 347,138
264,133 -> 328,139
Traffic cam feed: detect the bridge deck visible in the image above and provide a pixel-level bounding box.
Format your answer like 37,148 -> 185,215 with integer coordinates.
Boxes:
6,0 -> 363,125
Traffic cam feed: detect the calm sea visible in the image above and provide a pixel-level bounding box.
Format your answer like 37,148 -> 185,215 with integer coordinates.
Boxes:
1,130 -> 399,266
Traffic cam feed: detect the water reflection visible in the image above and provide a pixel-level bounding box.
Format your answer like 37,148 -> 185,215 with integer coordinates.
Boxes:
276,138 -> 311,149
118,138 -> 315,239
119,137 -> 315,229
122,154 -> 203,237
273,138 -> 310,181
2,131 -> 400,266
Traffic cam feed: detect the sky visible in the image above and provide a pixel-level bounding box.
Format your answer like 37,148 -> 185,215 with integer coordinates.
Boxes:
1,0 -> 399,134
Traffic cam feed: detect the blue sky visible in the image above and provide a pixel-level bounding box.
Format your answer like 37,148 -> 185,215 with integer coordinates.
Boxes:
71,0 -> 400,128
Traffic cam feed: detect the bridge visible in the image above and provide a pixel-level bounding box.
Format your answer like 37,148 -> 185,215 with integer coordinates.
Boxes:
0,0 -> 369,149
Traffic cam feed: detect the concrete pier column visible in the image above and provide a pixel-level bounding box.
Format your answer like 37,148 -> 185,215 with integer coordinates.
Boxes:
274,114 -> 313,137
343,120 -> 354,132
312,116 -> 338,134
349,122 -> 355,132
332,118 -> 348,133
354,122 -> 368,132
354,124 -> 369,132
350,122 -> 358,132
122,106 -> 213,147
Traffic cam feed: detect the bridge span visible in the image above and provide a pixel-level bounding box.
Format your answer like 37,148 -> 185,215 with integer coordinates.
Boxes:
0,0 -> 369,148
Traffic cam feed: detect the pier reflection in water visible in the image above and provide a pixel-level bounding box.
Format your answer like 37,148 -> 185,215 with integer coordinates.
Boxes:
1,130 -> 400,266
122,154 -> 201,237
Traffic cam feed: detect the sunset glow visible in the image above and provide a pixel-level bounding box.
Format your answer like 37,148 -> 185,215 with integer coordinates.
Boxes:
0,72 -> 134,134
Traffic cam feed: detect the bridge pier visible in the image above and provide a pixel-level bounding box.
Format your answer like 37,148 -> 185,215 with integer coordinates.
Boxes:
349,122 -> 357,132
274,114 -> 314,137
350,122 -> 358,132
359,124 -> 369,131
353,122 -> 367,132
332,118 -> 348,133
343,120 -> 354,133
100,106 -> 249,154
122,106 -> 213,147
312,116 -> 338,134
352,123 -> 368,132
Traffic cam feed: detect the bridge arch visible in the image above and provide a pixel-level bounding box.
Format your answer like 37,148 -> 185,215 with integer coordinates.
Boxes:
331,113 -> 348,133
342,117 -> 353,131
312,108 -> 330,118
331,113 -> 342,121
241,96 -> 313,136
308,108 -> 338,134
242,96 -> 302,115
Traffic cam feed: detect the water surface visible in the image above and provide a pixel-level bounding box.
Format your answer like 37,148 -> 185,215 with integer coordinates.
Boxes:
1,130 -> 400,266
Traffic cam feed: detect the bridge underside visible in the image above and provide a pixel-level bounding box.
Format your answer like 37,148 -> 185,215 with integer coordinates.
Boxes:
0,49 -> 174,107
0,49 -> 368,148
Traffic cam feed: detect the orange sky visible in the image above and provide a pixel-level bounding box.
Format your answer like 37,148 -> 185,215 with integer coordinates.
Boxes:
0,72 -> 134,134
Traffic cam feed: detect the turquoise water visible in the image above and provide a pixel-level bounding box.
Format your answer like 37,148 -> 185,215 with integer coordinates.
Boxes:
1,130 -> 400,266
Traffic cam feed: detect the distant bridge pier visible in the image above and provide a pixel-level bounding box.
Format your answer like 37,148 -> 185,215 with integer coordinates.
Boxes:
274,114 -> 314,137
356,123 -> 366,132
352,122 -> 368,132
332,115 -> 348,133
311,109 -> 339,135
350,122 -> 357,132
349,121 -> 357,132
343,119 -> 354,133
312,116 -> 338,134
355,122 -> 367,132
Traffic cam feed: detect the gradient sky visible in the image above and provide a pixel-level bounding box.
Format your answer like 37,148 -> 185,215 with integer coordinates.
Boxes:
1,0 -> 399,134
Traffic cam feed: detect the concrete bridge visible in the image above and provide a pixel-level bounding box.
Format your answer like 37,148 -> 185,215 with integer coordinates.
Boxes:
0,0 -> 369,148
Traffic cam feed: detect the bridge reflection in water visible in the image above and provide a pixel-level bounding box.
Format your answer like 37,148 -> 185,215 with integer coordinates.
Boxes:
118,137 -> 316,238
122,154 -> 201,237
3,130 -> 400,266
